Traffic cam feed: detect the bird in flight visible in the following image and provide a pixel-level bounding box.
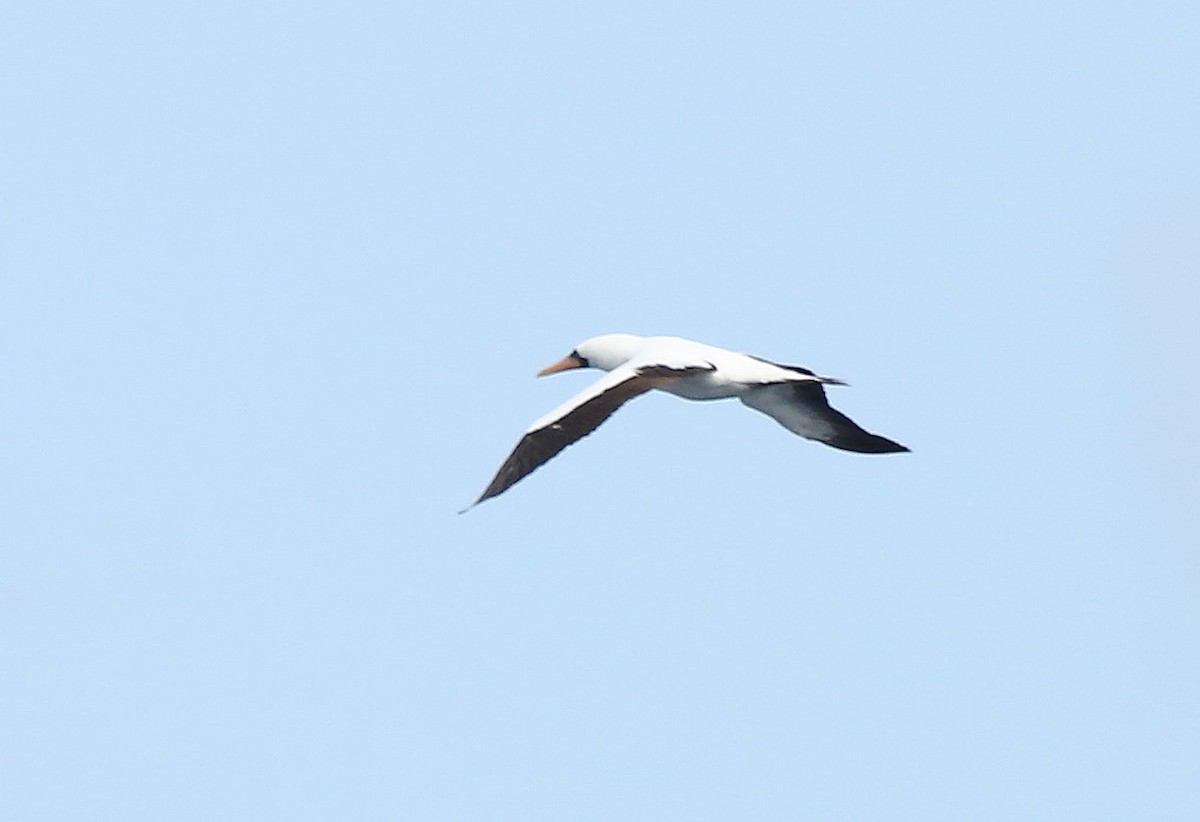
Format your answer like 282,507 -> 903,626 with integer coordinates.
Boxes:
465,334 -> 908,509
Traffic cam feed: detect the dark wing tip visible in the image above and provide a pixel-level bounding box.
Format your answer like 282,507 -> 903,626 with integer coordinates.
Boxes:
868,437 -> 910,454
828,431 -> 910,454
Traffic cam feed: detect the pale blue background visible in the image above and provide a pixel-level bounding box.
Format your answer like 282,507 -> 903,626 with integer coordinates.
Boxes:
4,2 -> 1199,819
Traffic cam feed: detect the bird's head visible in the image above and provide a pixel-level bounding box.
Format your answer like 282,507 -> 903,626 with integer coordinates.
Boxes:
537,333 -> 646,376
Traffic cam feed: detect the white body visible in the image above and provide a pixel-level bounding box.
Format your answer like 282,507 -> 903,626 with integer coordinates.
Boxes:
527,334 -> 830,431
625,336 -> 814,401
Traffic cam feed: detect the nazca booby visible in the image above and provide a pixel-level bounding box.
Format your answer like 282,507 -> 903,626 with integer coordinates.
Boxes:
466,334 -> 908,508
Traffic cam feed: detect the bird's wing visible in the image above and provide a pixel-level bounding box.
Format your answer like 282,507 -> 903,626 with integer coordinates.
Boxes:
468,363 -> 713,508
739,381 -> 909,454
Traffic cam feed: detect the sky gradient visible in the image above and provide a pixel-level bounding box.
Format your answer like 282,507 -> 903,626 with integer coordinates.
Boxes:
4,2 -> 1199,820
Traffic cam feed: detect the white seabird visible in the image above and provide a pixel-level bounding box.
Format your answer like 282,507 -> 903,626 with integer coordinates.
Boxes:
466,333 -> 908,509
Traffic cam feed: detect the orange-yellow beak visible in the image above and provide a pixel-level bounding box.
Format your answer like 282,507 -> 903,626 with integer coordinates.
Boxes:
537,353 -> 586,377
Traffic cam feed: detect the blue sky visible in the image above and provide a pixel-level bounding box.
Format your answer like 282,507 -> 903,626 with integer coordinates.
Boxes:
4,2 -> 1199,819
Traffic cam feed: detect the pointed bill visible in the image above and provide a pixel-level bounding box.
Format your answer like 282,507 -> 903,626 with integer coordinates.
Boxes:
537,353 -> 586,377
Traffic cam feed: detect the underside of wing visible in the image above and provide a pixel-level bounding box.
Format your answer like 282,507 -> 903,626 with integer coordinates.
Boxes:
469,364 -> 712,507
740,381 -> 909,454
